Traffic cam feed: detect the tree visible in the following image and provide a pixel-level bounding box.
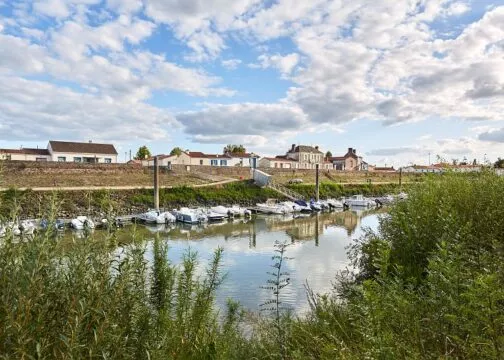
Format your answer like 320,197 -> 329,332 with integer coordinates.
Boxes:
325,151 -> 332,158
135,146 -> 151,160
494,157 -> 504,168
170,147 -> 183,156
224,144 -> 246,154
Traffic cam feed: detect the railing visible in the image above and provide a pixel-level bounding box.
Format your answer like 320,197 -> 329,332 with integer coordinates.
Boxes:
267,180 -> 304,201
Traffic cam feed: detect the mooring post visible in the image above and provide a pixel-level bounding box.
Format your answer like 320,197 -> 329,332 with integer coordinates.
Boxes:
399,167 -> 402,189
154,156 -> 159,210
315,163 -> 320,202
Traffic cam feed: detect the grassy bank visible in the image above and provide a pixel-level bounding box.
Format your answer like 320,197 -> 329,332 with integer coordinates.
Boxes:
1,173 -> 503,358
0,181 -> 282,218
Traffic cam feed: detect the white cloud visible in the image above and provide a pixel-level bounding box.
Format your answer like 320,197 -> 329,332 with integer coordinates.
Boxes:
479,128 -> 504,143
0,75 -> 178,141
177,103 -> 309,140
250,53 -> 300,76
106,0 -> 143,14
221,58 -> 242,70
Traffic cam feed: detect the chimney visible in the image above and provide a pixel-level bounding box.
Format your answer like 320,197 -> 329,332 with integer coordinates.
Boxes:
291,144 -> 296,152
353,148 -> 356,154
348,147 -> 352,154
315,145 -> 319,151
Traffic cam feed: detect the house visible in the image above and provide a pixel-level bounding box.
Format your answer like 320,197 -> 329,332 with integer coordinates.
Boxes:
223,151 -> 260,168
330,148 -> 365,171
48,141 -> 118,163
401,165 -> 442,173
0,148 -> 51,161
285,144 -> 324,169
0,140 -> 118,163
258,156 -> 299,169
432,163 -> 482,173
186,152 -> 232,166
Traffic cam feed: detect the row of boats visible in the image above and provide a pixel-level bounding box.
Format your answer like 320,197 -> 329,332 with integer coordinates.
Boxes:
0,193 -> 407,237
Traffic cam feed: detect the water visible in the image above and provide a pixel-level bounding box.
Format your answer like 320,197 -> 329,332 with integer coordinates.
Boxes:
70,209 -> 381,314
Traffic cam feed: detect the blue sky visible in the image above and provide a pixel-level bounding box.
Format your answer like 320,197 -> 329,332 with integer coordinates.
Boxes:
1,0 -> 504,166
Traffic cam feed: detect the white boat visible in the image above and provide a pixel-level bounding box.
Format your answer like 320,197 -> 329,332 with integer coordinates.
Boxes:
397,192 -> 408,200
71,216 -> 95,230
294,200 -> 312,213
375,195 -> 395,206
175,208 -> 207,224
142,210 -> 176,224
279,201 -> 302,213
344,195 -> 375,207
210,206 -> 232,217
228,205 -> 251,217
2,221 -> 22,236
310,200 -> 323,211
326,199 -> 344,209
255,203 -> 286,215
204,209 -> 227,222
19,220 -> 37,235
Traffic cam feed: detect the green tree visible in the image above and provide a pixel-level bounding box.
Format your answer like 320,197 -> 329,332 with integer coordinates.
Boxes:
170,147 -> 183,156
494,157 -> 504,168
325,151 -> 333,158
224,144 -> 246,154
134,146 -> 151,160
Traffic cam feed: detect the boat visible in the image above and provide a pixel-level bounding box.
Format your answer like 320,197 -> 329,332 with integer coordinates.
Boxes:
310,200 -> 323,212
19,220 -> 37,235
255,203 -> 286,215
141,210 -> 176,224
210,206 -> 232,217
294,200 -> 312,213
175,208 -> 207,224
344,195 -> 375,207
71,216 -> 95,230
1,221 -> 22,236
228,205 -> 252,217
203,209 -> 227,222
40,219 -> 65,231
279,201 -> 303,213
326,199 -> 344,209
375,195 -> 395,206
397,192 -> 408,200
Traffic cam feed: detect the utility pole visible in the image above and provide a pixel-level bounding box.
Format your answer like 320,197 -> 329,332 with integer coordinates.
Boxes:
399,167 -> 402,189
315,163 -> 320,202
154,156 -> 159,210
129,150 -> 132,161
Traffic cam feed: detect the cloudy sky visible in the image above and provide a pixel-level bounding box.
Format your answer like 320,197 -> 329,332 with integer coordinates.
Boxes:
1,0 -> 504,166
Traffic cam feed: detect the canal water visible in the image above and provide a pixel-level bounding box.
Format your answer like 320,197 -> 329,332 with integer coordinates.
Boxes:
128,209 -> 382,314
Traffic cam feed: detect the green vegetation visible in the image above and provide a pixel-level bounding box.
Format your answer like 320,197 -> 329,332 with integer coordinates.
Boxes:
170,147 -> 184,156
223,144 -> 246,154
135,145 -> 152,160
1,173 -> 503,358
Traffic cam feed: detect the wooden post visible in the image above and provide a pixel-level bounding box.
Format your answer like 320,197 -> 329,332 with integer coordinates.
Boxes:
399,167 -> 402,189
315,163 -> 320,202
154,156 -> 159,210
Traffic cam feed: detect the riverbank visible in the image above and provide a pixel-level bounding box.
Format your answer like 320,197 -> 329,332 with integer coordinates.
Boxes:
0,180 -> 404,218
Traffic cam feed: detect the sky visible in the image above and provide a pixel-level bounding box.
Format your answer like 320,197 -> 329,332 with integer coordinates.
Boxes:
1,0 -> 504,166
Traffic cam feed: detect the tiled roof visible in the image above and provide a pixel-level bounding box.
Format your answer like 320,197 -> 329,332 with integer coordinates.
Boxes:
330,156 -> 345,161
49,141 -> 118,155
0,148 -> 50,155
289,145 -> 322,154
188,152 -> 231,159
262,156 -> 297,162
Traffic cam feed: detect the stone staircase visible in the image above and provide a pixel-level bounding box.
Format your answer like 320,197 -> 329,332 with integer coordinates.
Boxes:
251,169 -> 303,200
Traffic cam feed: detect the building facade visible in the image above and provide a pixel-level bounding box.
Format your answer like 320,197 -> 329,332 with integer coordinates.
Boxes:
0,141 -> 118,163
285,144 -> 324,169
330,148 -> 364,171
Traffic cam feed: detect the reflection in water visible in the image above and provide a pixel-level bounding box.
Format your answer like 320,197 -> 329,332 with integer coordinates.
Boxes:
88,209 -> 381,314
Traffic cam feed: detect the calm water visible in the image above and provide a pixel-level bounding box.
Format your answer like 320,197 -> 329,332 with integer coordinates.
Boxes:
131,209 -> 382,314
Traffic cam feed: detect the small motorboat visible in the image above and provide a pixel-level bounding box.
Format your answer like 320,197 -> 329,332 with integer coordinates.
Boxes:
175,208 -> 208,224
344,195 -> 375,207
228,205 -> 251,217
142,210 -> 176,224
256,203 -> 285,215
71,216 -> 95,230
40,219 -> 65,231
326,199 -> 344,209
294,200 -> 312,213
19,220 -> 37,235
310,200 -> 323,212
210,206 -> 232,217
203,209 -> 227,222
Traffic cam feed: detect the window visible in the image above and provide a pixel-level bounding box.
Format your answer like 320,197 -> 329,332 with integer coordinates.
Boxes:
35,157 -> 47,162
274,163 -> 278,168
220,160 -> 227,166
200,160 -> 203,165
104,158 -> 112,164
74,157 -> 82,163
211,160 -> 218,166
57,156 -> 66,162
